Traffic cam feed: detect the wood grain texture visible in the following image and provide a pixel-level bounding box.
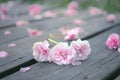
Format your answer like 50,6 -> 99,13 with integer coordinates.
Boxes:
1,25 -> 120,80
0,14 -> 118,78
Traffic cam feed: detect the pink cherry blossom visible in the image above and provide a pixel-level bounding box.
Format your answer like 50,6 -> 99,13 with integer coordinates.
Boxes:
27,28 -> 42,36
106,33 -> 120,49
4,30 -> 11,35
1,6 -> 8,15
28,4 -> 44,15
33,40 -> 51,62
70,39 -> 91,60
64,9 -> 78,16
51,42 -> 76,65
0,51 -> 8,58
73,19 -> 84,25
20,67 -> 31,72
43,11 -> 57,18
107,14 -> 116,22
68,1 -> 78,10
16,20 -> 29,27
8,43 -> 16,47
64,27 -> 80,40
88,7 -> 104,15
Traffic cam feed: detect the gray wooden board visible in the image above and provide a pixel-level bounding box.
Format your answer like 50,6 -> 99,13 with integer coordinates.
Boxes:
1,24 -> 120,80
115,75 -> 120,80
0,9 -> 89,29
0,14 -> 120,45
0,15 -> 120,79
0,10 -> 105,44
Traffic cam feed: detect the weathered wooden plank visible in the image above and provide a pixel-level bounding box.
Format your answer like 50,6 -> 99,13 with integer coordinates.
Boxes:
0,10 -> 104,44
1,24 -> 120,80
115,75 -> 120,80
0,11 -> 120,79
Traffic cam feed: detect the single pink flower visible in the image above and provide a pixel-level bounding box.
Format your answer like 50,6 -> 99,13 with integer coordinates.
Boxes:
68,1 -> 78,10
64,27 -> 80,40
51,42 -> 76,65
1,6 -> 8,15
70,39 -> 91,60
20,67 -> 31,72
16,20 -> 29,27
0,51 -> 8,58
28,4 -> 44,15
4,30 -> 11,35
33,40 -> 51,62
64,9 -> 78,16
8,43 -> 16,47
73,19 -> 84,25
27,28 -> 42,36
43,11 -> 57,18
107,14 -> 116,22
106,33 -> 120,49
88,7 -> 104,15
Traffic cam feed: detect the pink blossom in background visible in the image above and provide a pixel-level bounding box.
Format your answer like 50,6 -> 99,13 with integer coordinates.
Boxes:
88,7 -> 104,15
43,11 -> 57,18
8,43 -> 16,47
0,51 -> 8,58
64,9 -> 78,16
28,4 -> 44,15
0,15 -> 9,20
68,1 -> 78,10
73,19 -> 84,25
51,42 -> 76,65
4,30 -> 11,35
1,6 -> 8,15
64,27 -> 80,40
33,40 -> 51,62
107,14 -> 116,22
20,67 -> 31,72
27,28 -> 42,36
34,14 -> 43,19
70,39 -> 91,60
106,33 -> 120,49
16,20 -> 29,27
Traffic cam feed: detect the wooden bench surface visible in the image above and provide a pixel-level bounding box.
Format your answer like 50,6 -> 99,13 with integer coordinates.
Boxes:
0,3 -> 120,80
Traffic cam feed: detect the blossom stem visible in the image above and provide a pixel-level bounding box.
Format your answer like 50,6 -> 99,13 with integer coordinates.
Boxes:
48,38 -> 58,44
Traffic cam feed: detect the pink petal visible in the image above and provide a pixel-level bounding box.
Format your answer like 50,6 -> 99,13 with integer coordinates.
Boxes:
107,14 -> 116,22
8,43 -> 16,47
68,1 -> 78,10
4,30 -> 11,35
0,51 -> 8,58
28,28 -> 42,36
72,61 -> 81,66
44,11 -> 57,18
34,15 -> 43,19
73,19 -> 84,25
20,67 -> 31,72
118,48 -> 120,53
16,20 -> 29,27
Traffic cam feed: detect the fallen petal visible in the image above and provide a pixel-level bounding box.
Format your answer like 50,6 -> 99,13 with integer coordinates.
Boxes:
20,67 -> 31,72
0,51 -> 8,58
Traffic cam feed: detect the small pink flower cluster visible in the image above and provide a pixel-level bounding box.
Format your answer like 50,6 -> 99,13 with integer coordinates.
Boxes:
33,39 -> 91,65
107,14 -> 116,23
64,1 -> 78,16
106,33 -> 120,52
28,5 -> 44,15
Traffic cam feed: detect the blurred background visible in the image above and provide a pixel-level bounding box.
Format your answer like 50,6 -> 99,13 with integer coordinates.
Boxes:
0,0 -> 120,13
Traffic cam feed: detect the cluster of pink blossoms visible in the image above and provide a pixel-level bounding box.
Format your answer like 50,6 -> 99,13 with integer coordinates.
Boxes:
106,33 -> 120,51
33,39 -> 91,65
